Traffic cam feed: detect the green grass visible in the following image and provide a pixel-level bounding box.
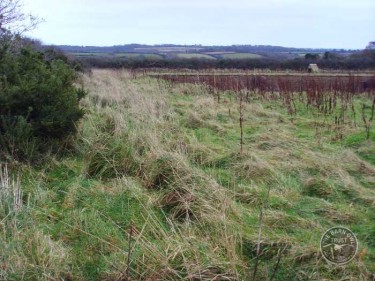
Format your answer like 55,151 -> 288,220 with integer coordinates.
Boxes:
72,52 -> 111,57
115,53 -> 163,60
220,53 -> 263,59
1,69 -> 374,280
175,53 -> 216,60
71,52 -> 164,60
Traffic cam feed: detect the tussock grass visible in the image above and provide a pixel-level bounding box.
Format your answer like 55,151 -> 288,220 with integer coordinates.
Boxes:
233,152 -> 277,184
302,177 -> 335,198
2,69 -> 375,280
1,226 -> 72,280
142,152 -> 192,189
142,151 -> 232,222
0,164 -> 22,217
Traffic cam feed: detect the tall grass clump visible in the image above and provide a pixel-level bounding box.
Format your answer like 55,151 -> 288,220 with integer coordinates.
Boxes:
2,69 -> 374,280
0,164 -> 22,218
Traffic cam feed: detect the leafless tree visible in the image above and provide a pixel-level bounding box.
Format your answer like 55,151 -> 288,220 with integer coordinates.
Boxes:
0,0 -> 42,34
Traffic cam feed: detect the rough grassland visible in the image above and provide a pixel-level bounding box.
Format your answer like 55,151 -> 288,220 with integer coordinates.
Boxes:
1,69 -> 374,280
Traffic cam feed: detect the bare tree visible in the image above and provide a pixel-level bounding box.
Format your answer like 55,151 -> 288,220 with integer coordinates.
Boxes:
0,0 -> 42,34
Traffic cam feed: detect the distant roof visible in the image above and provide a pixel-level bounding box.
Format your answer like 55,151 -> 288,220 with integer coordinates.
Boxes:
308,64 -> 319,72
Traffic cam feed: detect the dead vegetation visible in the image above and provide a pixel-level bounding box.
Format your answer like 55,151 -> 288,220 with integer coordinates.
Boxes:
2,69 -> 374,280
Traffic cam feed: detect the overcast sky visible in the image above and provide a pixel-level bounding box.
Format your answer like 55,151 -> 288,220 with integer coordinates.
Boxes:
23,0 -> 375,49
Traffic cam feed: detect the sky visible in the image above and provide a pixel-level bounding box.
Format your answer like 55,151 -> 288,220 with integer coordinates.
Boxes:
22,0 -> 375,49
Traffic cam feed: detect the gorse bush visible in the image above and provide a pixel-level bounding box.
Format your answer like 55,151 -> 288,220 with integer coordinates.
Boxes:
0,38 -> 86,161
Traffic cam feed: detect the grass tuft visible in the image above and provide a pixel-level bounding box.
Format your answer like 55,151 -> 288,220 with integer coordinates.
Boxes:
2,69 -> 375,280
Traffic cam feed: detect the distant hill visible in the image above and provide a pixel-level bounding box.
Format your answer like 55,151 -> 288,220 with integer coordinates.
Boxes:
57,44 -> 357,60
54,44 -> 374,70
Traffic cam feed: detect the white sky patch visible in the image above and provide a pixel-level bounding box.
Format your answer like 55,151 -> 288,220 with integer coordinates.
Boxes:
23,0 -> 375,49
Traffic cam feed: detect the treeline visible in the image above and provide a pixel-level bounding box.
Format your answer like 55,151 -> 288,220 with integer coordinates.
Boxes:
58,43 -> 337,55
79,50 -> 375,71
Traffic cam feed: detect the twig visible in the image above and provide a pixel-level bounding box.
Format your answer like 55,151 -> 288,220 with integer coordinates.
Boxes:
369,92 -> 375,122
252,185 -> 271,281
362,103 -> 372,140
269,245 -> 288,281
239,90 -> 244,155
125,222 -> 134,281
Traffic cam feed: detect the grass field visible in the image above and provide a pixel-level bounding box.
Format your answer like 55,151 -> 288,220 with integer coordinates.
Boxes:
114,53 -> 163,60
72,52 -> 164,60
1,69 -> 374,280
73,52 -> 111,57
175,53 -> 217,60
219,53 -> 263,59
70,51 -> 266,61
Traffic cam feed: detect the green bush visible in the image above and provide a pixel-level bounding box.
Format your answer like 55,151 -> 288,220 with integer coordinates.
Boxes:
0,41 -> 85,161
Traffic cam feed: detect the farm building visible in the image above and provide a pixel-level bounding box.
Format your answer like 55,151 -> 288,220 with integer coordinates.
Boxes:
307,64 -> 319,73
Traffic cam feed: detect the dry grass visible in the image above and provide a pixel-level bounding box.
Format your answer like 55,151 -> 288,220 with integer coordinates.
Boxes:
77,69 -> 375,280
234,152 -> 277,184
3,69 -> 374,280
1,165 -> 71,280
0,164 -> 22,216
